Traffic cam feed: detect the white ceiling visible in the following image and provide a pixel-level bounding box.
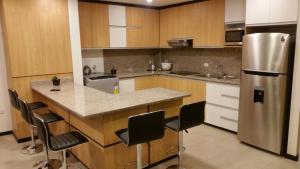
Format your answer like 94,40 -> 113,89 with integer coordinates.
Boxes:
99,0 -> 195,7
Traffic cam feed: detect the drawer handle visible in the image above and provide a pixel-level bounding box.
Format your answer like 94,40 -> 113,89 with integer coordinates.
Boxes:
221,94 -> 239,100
220,116 -> 238,123
207,102 -> 239,111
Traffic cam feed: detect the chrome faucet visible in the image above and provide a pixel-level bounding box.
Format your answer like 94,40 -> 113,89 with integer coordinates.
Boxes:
217,64 -> 226,77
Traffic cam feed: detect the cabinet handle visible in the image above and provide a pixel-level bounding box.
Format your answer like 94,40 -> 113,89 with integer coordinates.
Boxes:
221,94 -> 239,100
109,25 -> 141,29
207,102 -> 238,111
220,116 -> 238,123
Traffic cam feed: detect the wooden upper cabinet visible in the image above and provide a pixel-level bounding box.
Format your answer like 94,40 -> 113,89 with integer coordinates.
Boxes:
160,0 -> 225,48
78,2 -> 110,48
0,0 -> 72,77
126,7 -> 159,48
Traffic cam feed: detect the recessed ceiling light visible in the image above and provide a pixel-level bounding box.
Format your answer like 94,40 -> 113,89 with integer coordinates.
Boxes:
147,0 -> 153,3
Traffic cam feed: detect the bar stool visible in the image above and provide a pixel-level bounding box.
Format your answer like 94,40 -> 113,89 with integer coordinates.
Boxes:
16,97 -> 64,155
165,101 -> 206,169
8,88 -> 49,154
115,111 -> 165,169
33,112 -> 88,169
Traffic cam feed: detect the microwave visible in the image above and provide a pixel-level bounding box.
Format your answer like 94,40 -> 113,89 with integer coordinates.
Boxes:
225,23 -> 245,46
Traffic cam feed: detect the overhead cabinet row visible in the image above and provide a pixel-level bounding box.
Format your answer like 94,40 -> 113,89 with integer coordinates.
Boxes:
79,0 -> 225,48
79,2 -> 159,48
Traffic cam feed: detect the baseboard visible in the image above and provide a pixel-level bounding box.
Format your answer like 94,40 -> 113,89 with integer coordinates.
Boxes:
0,130 -> 12,136
203,122 -> 237,134
285,154 -> 299,161
12,132 -> 38,143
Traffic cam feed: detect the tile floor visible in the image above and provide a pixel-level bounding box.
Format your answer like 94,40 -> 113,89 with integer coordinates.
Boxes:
0,125 -> 299,169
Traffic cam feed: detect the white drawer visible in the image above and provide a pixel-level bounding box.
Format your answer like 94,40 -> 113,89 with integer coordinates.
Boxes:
205,103 -> 238,132
206,82 -> 240,109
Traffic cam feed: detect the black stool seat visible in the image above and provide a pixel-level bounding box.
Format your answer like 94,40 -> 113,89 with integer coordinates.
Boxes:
165,116 -> 180,131
40,111 -> 64,124
28,102 -> 48,111
115,129 -> 129,145
50,131 -> 88,151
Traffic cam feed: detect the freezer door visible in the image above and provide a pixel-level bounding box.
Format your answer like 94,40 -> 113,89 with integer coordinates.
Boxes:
238,72 -> 287,154
242,33 -> 290,74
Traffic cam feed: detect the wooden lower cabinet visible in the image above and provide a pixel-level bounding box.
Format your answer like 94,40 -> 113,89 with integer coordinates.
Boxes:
68,100 -> 182,169
135,75 -> 206,105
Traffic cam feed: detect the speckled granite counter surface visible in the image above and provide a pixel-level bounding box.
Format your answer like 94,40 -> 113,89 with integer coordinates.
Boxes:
117,71 -> 240,85
31,80 -> 189,117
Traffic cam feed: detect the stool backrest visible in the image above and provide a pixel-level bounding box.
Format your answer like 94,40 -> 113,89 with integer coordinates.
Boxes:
32,113 -> 50,149
127,111 -> 165,146
179,101 -> 206,131
17,98 -> 33,125
8,89 -> 20,110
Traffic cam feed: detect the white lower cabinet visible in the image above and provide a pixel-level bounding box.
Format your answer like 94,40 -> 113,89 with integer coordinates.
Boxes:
205,82 -> 240,132
119,78 -> 135,93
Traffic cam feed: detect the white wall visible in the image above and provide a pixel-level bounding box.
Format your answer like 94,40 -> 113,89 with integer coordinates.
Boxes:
68,0 -> 83,85
82,49 -> 105,73
287,1 -> 300,157
0,21 -> 12,132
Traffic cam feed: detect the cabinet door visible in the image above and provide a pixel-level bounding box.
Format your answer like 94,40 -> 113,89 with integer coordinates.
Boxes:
225,0 -> 245,23
119,78 -> 135,93
79,2 -> 110,48
269,0 -> 298,24
160,0 -> 225,48
108,5 -> 127,47
246,0 -> 269,25
126,7 -> 159,48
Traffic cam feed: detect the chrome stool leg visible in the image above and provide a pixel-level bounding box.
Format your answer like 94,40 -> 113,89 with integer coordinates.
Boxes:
167,131 -> 186,169
22,126 -> 43,155
137,144 -> 142,169
35,146 -> 62,169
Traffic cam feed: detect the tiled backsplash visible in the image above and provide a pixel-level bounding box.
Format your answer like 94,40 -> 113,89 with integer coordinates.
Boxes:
100,48 -> 242,76
162,48 -> 242,76
103,49 -> 159,73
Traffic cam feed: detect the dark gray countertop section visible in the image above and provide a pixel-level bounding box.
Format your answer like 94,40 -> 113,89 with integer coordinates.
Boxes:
117,71 -> 240,85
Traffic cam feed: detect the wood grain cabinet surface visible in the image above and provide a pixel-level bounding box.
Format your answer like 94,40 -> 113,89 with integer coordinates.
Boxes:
0,0 -> 73,77
135,75 -> 206,105
159,0 -> 225,48
126,7 -> 160,48
79,2 -> 110,48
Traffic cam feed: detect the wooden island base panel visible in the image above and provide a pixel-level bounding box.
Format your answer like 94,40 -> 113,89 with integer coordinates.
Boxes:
32,80 -> 188,169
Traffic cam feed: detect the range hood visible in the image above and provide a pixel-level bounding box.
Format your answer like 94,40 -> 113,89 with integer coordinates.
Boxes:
167,38 -> 193,48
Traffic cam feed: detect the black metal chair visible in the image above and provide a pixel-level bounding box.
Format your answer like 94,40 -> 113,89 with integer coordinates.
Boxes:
8,89 -> 48,113
115,111 -> 165,169
165,101 -> 206,169
33,112 -> 88,169
16,97 -> 64,155
8,88 -> 50,154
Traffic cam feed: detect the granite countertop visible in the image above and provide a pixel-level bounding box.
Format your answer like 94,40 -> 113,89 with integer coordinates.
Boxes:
117,71 -> 240,85
31,80 -> 189,117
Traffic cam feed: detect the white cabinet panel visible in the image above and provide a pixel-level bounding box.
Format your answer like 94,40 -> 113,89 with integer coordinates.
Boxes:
205,82 -> 240,132
109,5 -> 126,26
206,82 -> 240,109
269,0 -> 298,24
225,0 -> 245,23
205,103 -> 238,132
119,78 -> 135,93
246,0 -> 269,25
109,27 -> 127,48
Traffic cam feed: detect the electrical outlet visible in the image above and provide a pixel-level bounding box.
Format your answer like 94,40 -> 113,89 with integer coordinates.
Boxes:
203,62 -> 209,68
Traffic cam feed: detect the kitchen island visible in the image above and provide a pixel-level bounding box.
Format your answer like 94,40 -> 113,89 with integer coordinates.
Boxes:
31,79 -> 189,169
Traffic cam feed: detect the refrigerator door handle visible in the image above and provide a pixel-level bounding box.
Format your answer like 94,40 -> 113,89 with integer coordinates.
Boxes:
243,69 -> 280,77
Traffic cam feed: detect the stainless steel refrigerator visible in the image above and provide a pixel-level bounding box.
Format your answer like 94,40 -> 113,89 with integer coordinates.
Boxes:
238,33 -> 294,155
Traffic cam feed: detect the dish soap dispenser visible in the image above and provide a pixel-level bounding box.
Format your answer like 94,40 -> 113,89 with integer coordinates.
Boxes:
113,82 -> 119,95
